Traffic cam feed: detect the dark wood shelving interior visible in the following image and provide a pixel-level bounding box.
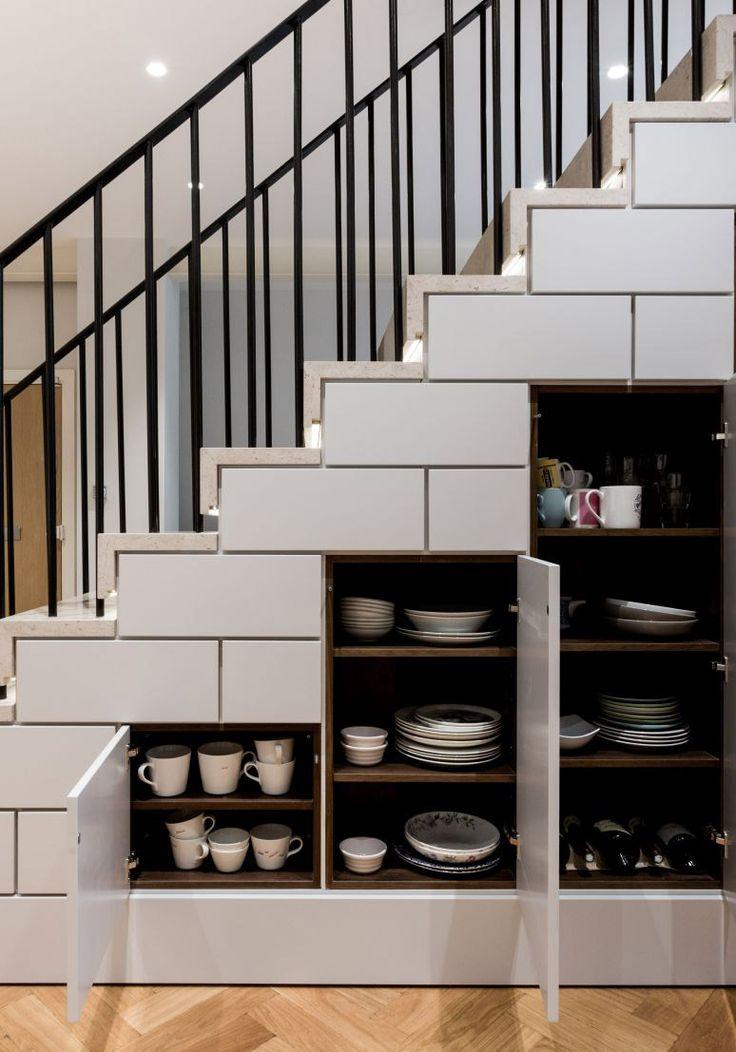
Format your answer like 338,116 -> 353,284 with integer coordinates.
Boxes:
333,759 -> 516,783
560,637 -> 720,653
560,748 -> 719,769
560,869 -> 720,891
334,643 -> 517,658
133,868 -> 316,890
331,864 -> 516,890
132,791 -> 314,811
538,528 -> 720,538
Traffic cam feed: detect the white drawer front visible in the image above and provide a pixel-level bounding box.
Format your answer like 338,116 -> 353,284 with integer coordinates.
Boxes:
0,813 -> 14,894
428,469 -> 530,552
531,209 -> 734,293
0,726 -> 114,809
427,295 -> 631,380
222,641 -> 321,723
118,554 -> 322,637
324,382 -> 529,465
634,123 -> 736,206
16,639 -> 219,722
17,812 -> 65,894
220,469 -> 425,552
635,295 -> 734,380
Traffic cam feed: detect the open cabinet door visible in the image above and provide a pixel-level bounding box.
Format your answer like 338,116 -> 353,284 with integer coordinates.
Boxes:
67,726 -> 131,1022
517,555 -> 560,1021
724,376 -> 736,980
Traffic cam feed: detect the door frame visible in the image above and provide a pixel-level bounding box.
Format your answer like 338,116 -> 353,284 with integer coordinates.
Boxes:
4,369 -> 76,601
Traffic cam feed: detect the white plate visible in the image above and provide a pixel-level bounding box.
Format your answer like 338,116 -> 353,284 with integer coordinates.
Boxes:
416,704 -> 501,726
403,605 -> 493,617
404,611 -> 490,633
605,617 -> 698,638
396,749 -> 502,767
394,720 -> 499,740
604,598 -> 697,621
405,812 -> 500,863
395,740 -> 502,760
397,627 -> 500,646
598,692 -> 678,704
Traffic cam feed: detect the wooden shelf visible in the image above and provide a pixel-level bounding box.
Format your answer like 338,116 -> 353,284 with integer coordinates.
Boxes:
560,748 -> 719,769
133,868 -> 316,890
538,528 -> 719,538
132,791 -> 314,811
333,760 -> 516,783
330,864 -> 515,890
560,637 -> 720,653
560,868 -> 719,891
334,643 -> 516,658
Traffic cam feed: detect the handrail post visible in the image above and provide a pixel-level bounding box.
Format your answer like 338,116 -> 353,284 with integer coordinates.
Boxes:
491,0 -> 503,273
262,189 -> 273,447
367,99 -> 377,358
343,0 -> 357,360
189,104 -> 203,529
540,0 -> 553,187
691,0 -> 703,100
555,0 -> 564,182
221,222 -> 232,448
42,226 -> 58,616
587,0 -> 601,188
441,0 -> 456,273
143,141 -> 160,532
479,8 -> 489,231
644,0 -> 655,101
93,186 -> 105,616
5,402 -> 14,616
0,270 -> 5,622
388,0 -> 403,357
78,339 -> 90,596
334,129 -> 344,363
661,0 -> 669,83
114,313 -> 127,533
244,58 -> 257,445
293,20 -> 305,441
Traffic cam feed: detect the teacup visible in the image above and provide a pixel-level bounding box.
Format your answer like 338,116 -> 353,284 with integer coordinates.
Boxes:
244,758 -> 295,796
197,741 -> 246,795
250,823 -> 303,871
208,828 -> 250,873
164,809 -> 215,839
137,745 -> 191,798
170,832 -> 209,870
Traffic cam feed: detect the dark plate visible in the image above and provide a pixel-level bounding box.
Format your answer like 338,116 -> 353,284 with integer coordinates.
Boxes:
393,840 -> 504,876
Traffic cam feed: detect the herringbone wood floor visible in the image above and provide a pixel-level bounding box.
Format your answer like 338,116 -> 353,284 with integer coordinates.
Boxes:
0,986 -> 734,1051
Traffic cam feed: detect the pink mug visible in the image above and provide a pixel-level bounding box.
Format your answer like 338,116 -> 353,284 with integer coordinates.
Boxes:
564,488 -> 600,529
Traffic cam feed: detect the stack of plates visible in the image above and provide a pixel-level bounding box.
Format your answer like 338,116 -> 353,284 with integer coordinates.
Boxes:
340,597 -> 395,641
595,691 -> 691,750
396,811 -> 504,877
398,604 -> 499,646
603,598 -> 698,638
394,704 -> 503,767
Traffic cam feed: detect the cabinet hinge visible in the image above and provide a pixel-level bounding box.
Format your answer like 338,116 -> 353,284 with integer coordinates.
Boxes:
126,852 -> 139,873
713,424 -> 731,446
712,658 -> 729,682
125,744 -> 139,769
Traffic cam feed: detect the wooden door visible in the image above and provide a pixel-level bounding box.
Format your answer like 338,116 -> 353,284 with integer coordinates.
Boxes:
3,383 -> 62,612
67,726 -> 130,1022
517,555 -> 560,1021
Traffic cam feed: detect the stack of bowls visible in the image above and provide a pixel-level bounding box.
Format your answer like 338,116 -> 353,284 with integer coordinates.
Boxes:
341,725 -> 388,766
398,604 -> 498,646
340,597 -> 395,641
339,836 -> 387,874
603,598 -> 698,638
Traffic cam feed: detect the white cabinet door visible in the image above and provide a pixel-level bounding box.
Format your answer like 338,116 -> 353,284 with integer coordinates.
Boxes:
67,726 -> 130,1022
724,375 -> 736,981
516,555 -> 560,1021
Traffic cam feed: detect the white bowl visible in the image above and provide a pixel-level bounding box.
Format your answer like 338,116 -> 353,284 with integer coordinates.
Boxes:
342,744 -> 387,766
341,726 -> 388,746
404,812 -> 500,864
404,611 -> 491,633
605,616 -> 698,638
559,714 -> 600,751
603,598 -> 696,622
340,837 -> 387,873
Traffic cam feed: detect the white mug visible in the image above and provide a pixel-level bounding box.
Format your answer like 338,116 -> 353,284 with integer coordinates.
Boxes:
565,488 -> 600,529
250,823 -> 303,871
250,737 -> 295,764
169,832 -> 209,870
137,745 -> 191,797
197,741 -> 246,795
586,485 -> 642,529
208,828 -> 250,873
165,809 -> 215,839
244,758 -> 295,796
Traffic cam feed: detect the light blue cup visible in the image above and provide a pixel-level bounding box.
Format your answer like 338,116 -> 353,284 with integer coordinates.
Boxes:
537,487 -> 566,527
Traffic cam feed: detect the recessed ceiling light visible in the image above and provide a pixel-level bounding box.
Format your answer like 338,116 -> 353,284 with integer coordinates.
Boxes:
187,181 -> 205,190
607,64 -> 628,80
146,60 -> 168,78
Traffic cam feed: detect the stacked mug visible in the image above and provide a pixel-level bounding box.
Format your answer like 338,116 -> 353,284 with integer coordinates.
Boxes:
165,809 -> 215,871
244,737 -> 296,796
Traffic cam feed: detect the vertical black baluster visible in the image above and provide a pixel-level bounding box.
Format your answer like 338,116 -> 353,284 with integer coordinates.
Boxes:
293,21 -> 305,441
442,0 -> 456,273
587,0 -> 601,188
644,0 -> 655,100
42,226 -> 57,615
479,6 -> 489,230
661,0 -> 669,82
262,188 -> 273,447
114,313 -> 126,533
5,402 -> 14,615
93,185 -> 105,615
405,67 -> 416,275
221,222 -> 232,448
691,0 -> 703,101
514,0 -> 521,188
541,0 -> 553,187
367,98 -> 377,359
555,0 -> 564,182
627,0 -> 635,102
244,59 -> 257,445
492,0 -> 503,273
334,129 -> 344,363
344,0 -> 357,360
0,271 -> 5,621
189,106 -> 203,529
439,46 -> 448,273
78,340 -> 89,597
143,140 -> 160,532
388,0 -> 403,357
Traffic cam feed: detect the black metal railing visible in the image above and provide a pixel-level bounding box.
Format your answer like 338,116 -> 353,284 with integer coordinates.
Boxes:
0,0 -> 714,623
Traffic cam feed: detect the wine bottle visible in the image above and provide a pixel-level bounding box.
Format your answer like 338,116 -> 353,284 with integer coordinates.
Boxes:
588,818 -> 639,874
628,816 -> 663,866
654,821 -> 703,873
559,833 -> 571,874
562,815 -> 594,864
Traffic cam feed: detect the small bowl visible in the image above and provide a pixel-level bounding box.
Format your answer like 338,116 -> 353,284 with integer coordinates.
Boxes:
343,742 -> 387,767
341,726 -> 388,746
404,610 -> 490,633
559,714 -> 600,751
340,836 -> 387,873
